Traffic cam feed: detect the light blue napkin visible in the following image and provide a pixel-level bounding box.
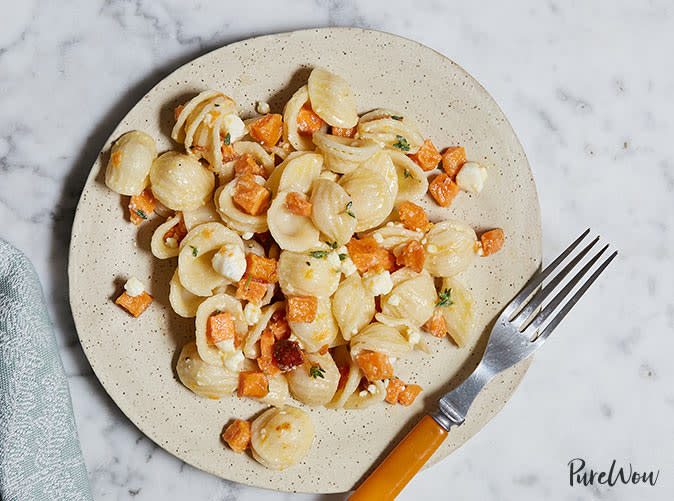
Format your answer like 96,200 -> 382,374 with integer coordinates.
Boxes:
0,239 -> 92,501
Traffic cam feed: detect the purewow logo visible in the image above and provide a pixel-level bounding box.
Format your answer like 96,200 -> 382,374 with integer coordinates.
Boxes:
568,458 -> 660,487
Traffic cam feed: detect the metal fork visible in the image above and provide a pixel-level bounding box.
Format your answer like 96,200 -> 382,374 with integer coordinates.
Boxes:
350,229 -> 618,500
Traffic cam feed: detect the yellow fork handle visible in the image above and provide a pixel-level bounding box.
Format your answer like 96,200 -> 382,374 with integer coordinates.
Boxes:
349,415 -> 448,501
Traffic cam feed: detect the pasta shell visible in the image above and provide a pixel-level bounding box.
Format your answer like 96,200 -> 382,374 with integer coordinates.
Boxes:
331,273 -> 375,340
105,131 -> 157,196
307,67 -> 358,128
350,322 -> 412,360
266,151 -> 323,195
357,109 -> 424,154
250,406 -> 314,470
267,191 -> 321,252
177,222 -> 244,296
150,152 -> 215,211
214,181 -> 268,234
423,220 -> 477,277
361,224 -> 423,250
438,277 -> 476,348
343,380 -> 386,410
380,270 -> 436,327
151,213 -> 183,259
360,150 -> 398,201
169,269 -> 206,318
286,353 -> 340,406
194,293 -> 247,366
283,85 -> 327,151
277,250 -> 341,297
326,346 -> 362,409
339,167 -> 394,232
182,200 -> 220,231
172,90 -> 221,143
288,296 -> 338,352
310,179 -> 357,246
260,373 -> 290,407
387,150 -> 429,204
312,132 -> 380,174
176,341 -> 243,399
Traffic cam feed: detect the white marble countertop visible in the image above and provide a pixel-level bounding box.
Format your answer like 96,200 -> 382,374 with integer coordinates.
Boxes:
1,0 -> 673,499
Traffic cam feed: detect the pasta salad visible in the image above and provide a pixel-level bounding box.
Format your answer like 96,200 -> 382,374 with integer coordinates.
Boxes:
106,67 -> 504,470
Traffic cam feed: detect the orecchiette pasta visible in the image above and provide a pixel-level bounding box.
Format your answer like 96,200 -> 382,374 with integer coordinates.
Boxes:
288,296 -> 339,352
266,152 -> 323,195
250,406 -> 314,470
260,373 -> 290,407
268,192 -> 321,252
312,132 -> 380,174
194,293 -> 247,366
286,353 -> 340,406
105,131 -> 157,195
349,322 -> 412,361
169,270 -> 206,318
387,150 -> 429,204
438,277 -> 476,348
283,85 -> 327,151
357,108 -> 425,154
343,380 -> 386,410
150,152 -> 215,210
182,200 -> 220,230
423,220 -> 478,277
151,213 -> 184,259
176,342 -> 243,399
277,250 -> 341,297
243,301 -> 284,359
379,270 -> 436,327
340,166 -> 395,232
331,273 -> 375,340
307,67 -> 358,128
217,141 -> 275,180
361,223 -> 424,250
310,179 -> 356,246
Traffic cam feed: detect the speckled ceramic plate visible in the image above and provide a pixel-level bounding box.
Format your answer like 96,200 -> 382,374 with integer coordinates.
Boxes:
68,28 -> 541,493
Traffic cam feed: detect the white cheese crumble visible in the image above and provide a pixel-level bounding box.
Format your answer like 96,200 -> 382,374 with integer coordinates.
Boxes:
222,113 -> 246,143
243,302 -> 262,326
426,244 -> 439,254
224,350 -> 244,372
215,338 -> 236,353
455,162 -> 488,193
241,232 -> 254,240
288,333 -> 305,349
359,390 -> 368,397
256,101 -> 270,114
477,245 -> 485,256
404,326 -> 421,347
337,246 -> 357,276
211,244 -> 247,282
124,277 -> 145,297
362,270 -> 393,296
367,384 -> 377,394
165,237 -> 178,249
373,233 -> 384,244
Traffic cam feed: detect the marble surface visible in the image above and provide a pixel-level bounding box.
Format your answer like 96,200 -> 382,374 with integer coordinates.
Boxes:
1,0 -> 672,499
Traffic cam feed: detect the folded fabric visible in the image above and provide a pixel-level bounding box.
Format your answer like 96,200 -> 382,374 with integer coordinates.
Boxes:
0,239 -> 92,501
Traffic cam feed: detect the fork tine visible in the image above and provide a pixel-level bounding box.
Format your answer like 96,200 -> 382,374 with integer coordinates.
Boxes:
522,244 -> 610,338
513,235 -> 600,329
535,250 -> 618,343
504,228 -> 591,318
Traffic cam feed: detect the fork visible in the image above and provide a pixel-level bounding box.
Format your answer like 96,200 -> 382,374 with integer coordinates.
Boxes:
349,229 -> 617,500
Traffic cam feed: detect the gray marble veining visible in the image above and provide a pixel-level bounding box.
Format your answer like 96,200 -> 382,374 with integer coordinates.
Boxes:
1,0 -> 672,499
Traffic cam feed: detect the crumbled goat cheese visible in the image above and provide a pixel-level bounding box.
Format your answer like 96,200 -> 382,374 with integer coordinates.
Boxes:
362,270 -> 393,296
211,244 -> 246,282
124,277 -> 145,297
455,162 -> 488,193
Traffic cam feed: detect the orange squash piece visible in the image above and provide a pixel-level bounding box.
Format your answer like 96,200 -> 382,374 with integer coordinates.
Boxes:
245,254 -> 278,283
318,344 -> 329,355
331,126 -> 357,138
296,104 -> 325,136
249,113 -> 283,147
207,312 -> 236,345
385,378 -> 405,404
257,329 -> 280,376
480,228 -> 505,256
398,384 -> 423,406
441,146 -> 466,177
222,419 -> 251,453
345,237 -> 396,274
115,291 -> 153,317
285,192 -> 312,216
423,309 -> 447,338
409,139 -> 442,171
221,143 -> 239,162
398,201 -> 432,232
396,240 -> 425,273
232,173 -> 271,216
429,173 -> 461,207
129,189 -> 157,225
286,296 -> 318,323
234,154 -> 267,178
355,351 -> 393,381
163,217 -> 187,245
237,371 -> 269,399
235,276 -> 268,305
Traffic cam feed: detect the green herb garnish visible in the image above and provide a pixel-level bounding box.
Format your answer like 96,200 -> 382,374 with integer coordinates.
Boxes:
393,135 -> 410,152
436,288 -> 453,307
391,115 -> 403,121
403,169 -> 410,179
190,245 -> 198,257
326,241 -> 338,249
310,250 -> 329,259
244,274 -> 252,290
135,209 -> 147,220
345,201 -> 355,218
338,253 -> 347,261
309,365 -> 326,379
223,132 -> 231,145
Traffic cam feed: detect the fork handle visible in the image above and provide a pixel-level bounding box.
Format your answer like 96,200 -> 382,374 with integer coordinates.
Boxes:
349,415 -> 448,501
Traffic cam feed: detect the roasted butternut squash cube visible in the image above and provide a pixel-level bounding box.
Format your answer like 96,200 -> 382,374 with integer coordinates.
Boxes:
396,240 -> 425,273
355,351 -> 393,381
249,113 -> 282,147
207,312 -> 236,345
480,228 -> 505,256
409,139 -> 442,171
237,371 -> 269,398
398,201 -> 431,232
235,276 -> 268,304
385,378 -> 405,404
222,419 -> 251,453
245,254 -> 278,283
423,309 -> 447,338
285,191 -> 312,216
398,384 -> 423,406
163,217 -> 187,245
232,174 -> 271,216
115,291 -> 153,317
286,295 -> 318,323
429,173 -> 461,207
129,189 -> 157,225
221,143 -> 239,162
345,237 -> 396,274
441,146 -> 466,177
234,153 -> 267,178
296,104 -> 325,136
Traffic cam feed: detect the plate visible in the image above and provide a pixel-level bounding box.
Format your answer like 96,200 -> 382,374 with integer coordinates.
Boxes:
68,28 -> 541,493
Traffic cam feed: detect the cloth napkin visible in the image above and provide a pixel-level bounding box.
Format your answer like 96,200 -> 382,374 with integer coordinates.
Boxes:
0,239 -> 92,501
